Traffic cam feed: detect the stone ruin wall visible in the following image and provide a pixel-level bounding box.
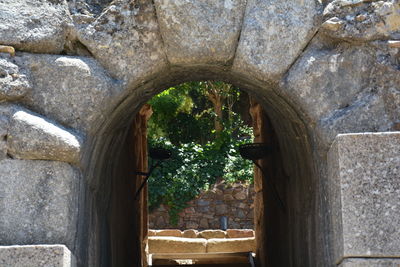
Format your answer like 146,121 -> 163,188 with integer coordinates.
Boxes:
0,0 -> 399,266
149,181 -> 255,230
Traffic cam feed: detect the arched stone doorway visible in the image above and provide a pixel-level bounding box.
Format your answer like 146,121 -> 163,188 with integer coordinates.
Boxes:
83,68 -> 316,267
1,0 -> 399,267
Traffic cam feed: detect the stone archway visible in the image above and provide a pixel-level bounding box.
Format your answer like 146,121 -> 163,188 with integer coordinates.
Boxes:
0,0 -> 399,267
86,71 -> 315,267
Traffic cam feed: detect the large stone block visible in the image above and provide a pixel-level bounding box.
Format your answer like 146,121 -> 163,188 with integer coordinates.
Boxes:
0,56 -> 31,101
7,108 -> 81,164
0,160 -> 81,250
232,0 -> 318,81
15,54 -> 121,132
154,0 -> 246,66
199,230 -> 227,239
76,0 -> 167,82
328,132 -> 400,264
339,258 -> 400,267
0,0 -> 71,53
148,237 -> 207,253
206,237 -> 255,253
283,44 -> 376,123
319,94 -> 392,147
149,229 -> 182,237
0,245 -> 76,267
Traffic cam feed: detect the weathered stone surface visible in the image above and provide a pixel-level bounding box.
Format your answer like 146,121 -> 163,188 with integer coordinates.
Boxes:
0,45 -> 15,56
15,54 -> 121,132
328,132 -> 400,263
150,181 -> 255,230
182,229 -> 198,238
0,115 -> 8,160
232,0 -> 318,81
215,204 -> 228,215
322,0 -> 400,41
148,237 -> 207,253
0,245 -> 76,267
284,43 -> 376,122
233,190 -> 247,200
6,108 -> 81,164
150,229 -> 182,237
282,39 -> 397,144
0,0 -> 71,53
148,230 -> 157,237
0,141 -> 6,160
199,230 -> 226,239
199,218 -> 209,228
339,258 -> 400,267
318,93 -> 391,145
0,160 -> 80,250
0,57 -> 31,101
154,0 -> 246,66
68,0 -> 113,17
226,229 -> 254,238
206,237 -> 255,253
76,0 -> 167,82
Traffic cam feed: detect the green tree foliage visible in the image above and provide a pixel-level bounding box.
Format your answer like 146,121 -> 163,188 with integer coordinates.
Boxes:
147,81 -> 253,225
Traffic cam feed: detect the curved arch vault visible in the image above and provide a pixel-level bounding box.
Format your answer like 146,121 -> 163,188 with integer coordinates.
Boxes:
0,0 -> 399,267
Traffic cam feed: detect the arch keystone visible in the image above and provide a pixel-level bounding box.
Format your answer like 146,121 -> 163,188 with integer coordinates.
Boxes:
154,0 -> 247,66
233,0 -> 319,82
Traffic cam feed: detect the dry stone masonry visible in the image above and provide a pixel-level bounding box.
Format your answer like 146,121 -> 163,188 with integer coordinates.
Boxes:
149,181 -> 255,230
0,0 -> 399,266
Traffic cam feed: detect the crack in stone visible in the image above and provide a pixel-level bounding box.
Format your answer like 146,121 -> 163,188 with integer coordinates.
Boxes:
230,0 -> 248,68
151,0 -> 172,68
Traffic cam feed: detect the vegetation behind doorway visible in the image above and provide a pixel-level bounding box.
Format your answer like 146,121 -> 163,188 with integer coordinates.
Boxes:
146,81 -> 254,225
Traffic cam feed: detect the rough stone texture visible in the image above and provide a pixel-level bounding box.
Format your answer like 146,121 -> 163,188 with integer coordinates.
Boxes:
206,237 -> 255,253
199,230 -> 227,239
148,229 -> 182,237
339,258 -> 400,267
0,115 -> 8,160
226,229 -> 254,238
318,93 -> 391,145
284,43 -> 376,122
7,108 -> 81,164
0,57 -> 31,101
321,0 -> 400,41
0,0 -> 399,266
182,229 -> 198,238
0,245 -> 76,267
0,160 -> 80,250
328,132 -> 400,263
149,181 -> 255,229
14,54 -> 121,132
76,0 -> 167,82
0,0 -> 71,53
232,0 -> 318,81
284,39 -> 397,145
148,237 -> 207,253
154,0 -> 246,66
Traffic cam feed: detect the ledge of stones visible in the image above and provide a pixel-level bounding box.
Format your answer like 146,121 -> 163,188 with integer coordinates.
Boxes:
148,229 -> 255,254
148,231 -> 255,254
149,229 -> 254,239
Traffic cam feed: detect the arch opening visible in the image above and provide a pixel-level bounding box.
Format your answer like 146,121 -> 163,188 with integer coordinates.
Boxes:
81,68 -> 316,267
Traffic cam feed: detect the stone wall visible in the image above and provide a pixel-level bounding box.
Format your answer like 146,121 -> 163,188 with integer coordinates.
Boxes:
149,181 -> 255,230
1,0 -> 400,266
